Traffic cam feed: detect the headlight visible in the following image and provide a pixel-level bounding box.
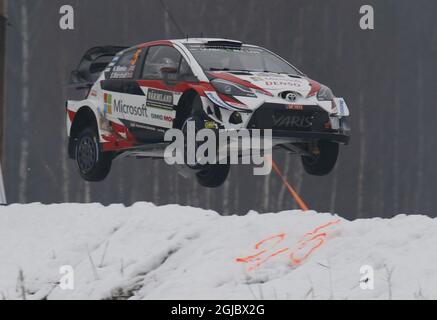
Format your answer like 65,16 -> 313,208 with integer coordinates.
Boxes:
211,79 -> 256,97
317,85 -> 335,101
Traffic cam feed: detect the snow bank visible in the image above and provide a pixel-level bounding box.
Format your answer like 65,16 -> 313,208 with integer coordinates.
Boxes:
0,203 -> 436,300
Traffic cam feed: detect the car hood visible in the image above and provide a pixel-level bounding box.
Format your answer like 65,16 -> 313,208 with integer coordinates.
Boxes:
209,71 -> 314,97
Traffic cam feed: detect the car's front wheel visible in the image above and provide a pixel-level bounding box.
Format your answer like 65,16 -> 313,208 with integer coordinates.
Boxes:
196,163 -> 230,188
76,128 -> 112,182
181,115 -> 208,170
301,141 -> 339,176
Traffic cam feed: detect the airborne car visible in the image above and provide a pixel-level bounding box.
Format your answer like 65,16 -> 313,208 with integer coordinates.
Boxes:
67,38 -> 350,187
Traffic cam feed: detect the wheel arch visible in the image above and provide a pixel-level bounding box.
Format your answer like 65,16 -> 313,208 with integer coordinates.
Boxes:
174,88 -> 202,129
68,106 -> 99,159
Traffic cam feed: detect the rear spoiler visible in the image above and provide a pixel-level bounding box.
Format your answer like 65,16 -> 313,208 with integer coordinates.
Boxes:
69,46 -> 129,89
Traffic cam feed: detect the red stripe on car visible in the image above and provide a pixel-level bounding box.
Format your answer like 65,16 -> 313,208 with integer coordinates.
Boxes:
137,80 -> 212,97
101,122 -> 137,152
101,138 -> 135,152
138,40 -> 173,48
217,93 -> 247,107
307,78 -> 321,97
68,110 -> 76,122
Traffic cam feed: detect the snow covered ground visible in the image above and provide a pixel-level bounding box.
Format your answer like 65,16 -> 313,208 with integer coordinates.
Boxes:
0,203 -> 436,300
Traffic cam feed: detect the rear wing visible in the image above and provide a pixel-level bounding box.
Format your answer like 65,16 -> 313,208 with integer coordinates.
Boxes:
69,46 -> 128,89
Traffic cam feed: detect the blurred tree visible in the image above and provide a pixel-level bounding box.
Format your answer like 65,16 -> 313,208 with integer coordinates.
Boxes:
0,0 -> 6,162
0,0 -> 6,203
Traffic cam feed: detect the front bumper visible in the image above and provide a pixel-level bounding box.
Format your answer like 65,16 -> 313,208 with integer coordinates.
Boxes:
272,130 -> 350,145
243,102 -> 349,144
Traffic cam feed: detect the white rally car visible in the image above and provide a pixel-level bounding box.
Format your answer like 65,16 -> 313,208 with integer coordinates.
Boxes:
67,38 -> 350,188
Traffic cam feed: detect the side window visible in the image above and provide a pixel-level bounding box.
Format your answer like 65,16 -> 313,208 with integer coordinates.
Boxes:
179,58 -> 195,81
142,46 -> 180,80
110,48 -> 143,79
142,46 -> 194,81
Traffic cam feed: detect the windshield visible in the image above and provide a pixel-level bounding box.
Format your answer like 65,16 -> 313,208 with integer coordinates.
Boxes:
187,44 -> 302,75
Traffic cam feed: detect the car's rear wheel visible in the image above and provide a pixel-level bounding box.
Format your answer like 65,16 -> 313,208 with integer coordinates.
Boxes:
196,163 -> 230,188
76,128 -> 112,182
301,141 -> 339,176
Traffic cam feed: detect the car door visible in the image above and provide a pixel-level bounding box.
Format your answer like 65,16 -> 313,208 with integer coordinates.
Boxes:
137,46 -> 188,133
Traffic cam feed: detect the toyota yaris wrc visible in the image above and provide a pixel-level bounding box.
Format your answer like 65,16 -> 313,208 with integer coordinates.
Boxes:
67,38 -> 350,188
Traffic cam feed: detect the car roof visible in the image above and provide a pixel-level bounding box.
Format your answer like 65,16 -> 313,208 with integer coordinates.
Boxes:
136,38 -> 258,48
176,38 -> 242,45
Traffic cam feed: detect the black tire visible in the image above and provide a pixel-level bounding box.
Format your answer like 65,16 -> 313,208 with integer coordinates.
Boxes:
181,94 -> 214,170
181,93 -> 229,187
75,128 -> 112,182
196,164 -> 230,188
301,141 -> 339,176
181,115 -> 207,170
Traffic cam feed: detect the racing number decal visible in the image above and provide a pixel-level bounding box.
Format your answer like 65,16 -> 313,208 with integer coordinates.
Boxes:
130,48 -> 142,66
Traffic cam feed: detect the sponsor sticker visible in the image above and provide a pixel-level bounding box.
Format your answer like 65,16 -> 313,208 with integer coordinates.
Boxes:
113,99 -> 148,118
339,99 -> 345,114
104,93 -> 113,114
146,89 -> 174,109
334,97 -> 349,116
150,113 -> 174,123
105,92 -> 175,128
265,80 -> 303,87
273,114 -> 312,129
127,121 -> 166,133
204,121 -> 218,129
286,104 -> 304,110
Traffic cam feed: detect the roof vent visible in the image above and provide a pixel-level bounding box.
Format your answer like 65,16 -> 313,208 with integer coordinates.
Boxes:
205,40 -> 242,49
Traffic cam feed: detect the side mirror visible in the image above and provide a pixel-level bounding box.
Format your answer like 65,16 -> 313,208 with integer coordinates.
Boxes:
161,67 -> 178,85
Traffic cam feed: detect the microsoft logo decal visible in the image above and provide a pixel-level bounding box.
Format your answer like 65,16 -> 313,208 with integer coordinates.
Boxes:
104,93 -> 113,114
